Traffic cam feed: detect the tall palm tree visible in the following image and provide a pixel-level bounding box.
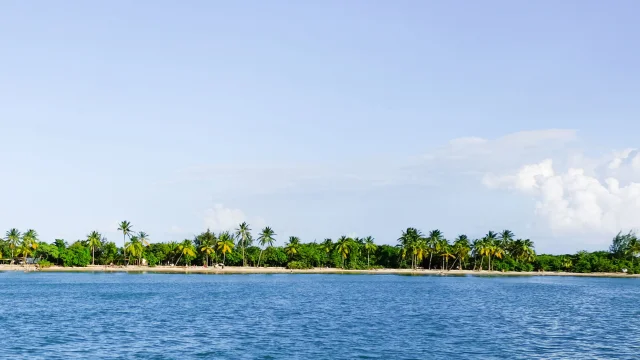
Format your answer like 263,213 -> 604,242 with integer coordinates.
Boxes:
320,238 -> 333,267
363,236 -> 377,268
235,222 -> 252,267
117,221 -> 133,265
428,229 -> 444,270
5,228 -> 21,261
476,238 -> 491,271
512,238 -> 536,263
483,231 -> 499,271
398,228 -> 424,269
216,232 -> 235,265
167,241 -> 179,265
489,244 -> 505,271
87,231 -> 102,265
176,239 -> 196,266
125,236 -> 144,265
285,236 -> 300,260
138,231 -> 150,246
335,236 -> 353,269
199,232 -> 216,267
21,229 -> 39,266
451,235 -> 471,270
499,229 -> 515,252
441,245 -> 455,271
257,227 -> 276,267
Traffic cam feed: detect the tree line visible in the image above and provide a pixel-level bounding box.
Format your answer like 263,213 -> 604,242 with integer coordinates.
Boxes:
1,221 -> 639,273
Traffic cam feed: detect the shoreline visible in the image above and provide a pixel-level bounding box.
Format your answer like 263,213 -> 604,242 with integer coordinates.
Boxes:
0,265 -> 638,278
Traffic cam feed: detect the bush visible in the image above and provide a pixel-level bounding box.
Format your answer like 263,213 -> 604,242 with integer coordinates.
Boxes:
61,243 -> 91,267
286,261 -> 312,269
146,253 -> 159,267
37,259 -> 53,268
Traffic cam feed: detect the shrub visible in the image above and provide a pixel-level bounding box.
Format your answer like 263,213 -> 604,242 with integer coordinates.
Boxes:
286,261 -> 312,269
37,259 -> 53,268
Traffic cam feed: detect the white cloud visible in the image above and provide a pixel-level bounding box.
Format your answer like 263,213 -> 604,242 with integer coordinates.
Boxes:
484,156 -> 640,239
420,129 -> 578,174
172,129 -> 578,195
203,204 -> 266,232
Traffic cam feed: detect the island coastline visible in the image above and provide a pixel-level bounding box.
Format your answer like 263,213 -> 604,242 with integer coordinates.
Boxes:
1,264 -> 638,278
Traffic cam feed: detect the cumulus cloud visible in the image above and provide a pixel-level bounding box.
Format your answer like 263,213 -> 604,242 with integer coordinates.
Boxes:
484,155 -> 640,238
204,204 -> 266,232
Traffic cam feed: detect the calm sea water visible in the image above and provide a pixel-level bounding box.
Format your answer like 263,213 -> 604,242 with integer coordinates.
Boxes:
1,272 -> 639,359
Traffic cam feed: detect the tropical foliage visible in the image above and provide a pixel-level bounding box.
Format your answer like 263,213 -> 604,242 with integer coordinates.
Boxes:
2,223 -> 640,274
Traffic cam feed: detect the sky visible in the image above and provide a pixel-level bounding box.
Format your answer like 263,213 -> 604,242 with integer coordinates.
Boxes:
1,1 -> 640,254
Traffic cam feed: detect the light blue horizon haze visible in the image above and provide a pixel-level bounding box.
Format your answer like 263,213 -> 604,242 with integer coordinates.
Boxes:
2,1 -> 640,254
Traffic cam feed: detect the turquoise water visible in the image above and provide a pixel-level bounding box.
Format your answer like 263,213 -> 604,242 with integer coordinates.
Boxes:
1,273 -> 639,359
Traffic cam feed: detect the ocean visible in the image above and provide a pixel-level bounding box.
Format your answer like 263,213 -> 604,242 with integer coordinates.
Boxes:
1,272 -> 638,359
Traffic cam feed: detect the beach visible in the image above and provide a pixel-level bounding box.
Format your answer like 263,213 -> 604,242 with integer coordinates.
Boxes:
0,264 -> 638,277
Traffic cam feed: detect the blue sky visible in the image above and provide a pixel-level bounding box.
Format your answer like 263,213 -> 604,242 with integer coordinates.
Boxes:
2,1 -> 640,253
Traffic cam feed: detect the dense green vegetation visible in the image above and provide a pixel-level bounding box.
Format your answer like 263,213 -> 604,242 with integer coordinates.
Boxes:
1,222 -> 639,273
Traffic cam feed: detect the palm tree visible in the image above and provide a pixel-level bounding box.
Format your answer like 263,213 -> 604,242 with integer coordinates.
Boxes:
176,239 -> 196,266
476,238 -> 491,271
235,222 -> 252,267
335,236 -> 353,268
17,244 -> 34,265
285,236 -> 300,260
627,236 -> 640,267
320,238 -> 333,267
125,236 -> 144,265
489,244 -> 505,271
451,235 -> 471,270
216,232 -> 235,265
441,245 -> 455,271
483,231 -> 499,271
512,238 -> 536,263
199,231 -> 216,267
87,231 -> 102,265
117,221 -> 133,265
363,236 -> 377,268
428,229 -> 444,270
398,228 -> 424,269
138,231 -> 150,246
5,228 -> 21,261
21,229 -> 39,266
167,241 -> 179,265
499,229 -> 515,252
257,227 -> 276,267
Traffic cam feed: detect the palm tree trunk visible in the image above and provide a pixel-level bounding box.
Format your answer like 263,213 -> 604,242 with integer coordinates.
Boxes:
176,253 -> 183,266
242,238 -> 245,267
479,256 -> 484,271
92,247 -> 95,265
429,252 -> 433,270
223,252 -> 226,266
450,257 -> 458,271
367,250 -> 370,268
488,255 -> 492,271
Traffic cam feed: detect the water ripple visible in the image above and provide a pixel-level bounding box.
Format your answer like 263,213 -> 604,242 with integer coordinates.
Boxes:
0,273 -> 639,359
